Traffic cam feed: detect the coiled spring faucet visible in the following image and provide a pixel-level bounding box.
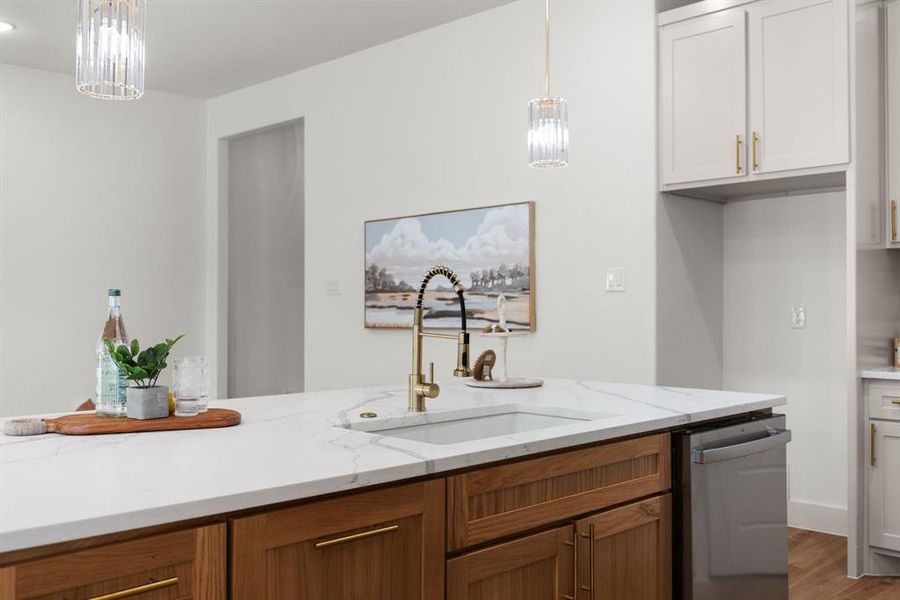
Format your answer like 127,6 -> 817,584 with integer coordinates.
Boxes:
409,265 -> 472,412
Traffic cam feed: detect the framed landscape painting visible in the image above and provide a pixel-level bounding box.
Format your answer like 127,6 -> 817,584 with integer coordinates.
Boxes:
365,201 -> 535,330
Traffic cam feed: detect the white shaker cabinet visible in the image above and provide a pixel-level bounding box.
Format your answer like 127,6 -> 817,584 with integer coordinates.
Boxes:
660,10 -> 747,185
870,418 -> 900,552
888,0 -> 900,247
659,0 -> 850,192
748,0 -> 849,174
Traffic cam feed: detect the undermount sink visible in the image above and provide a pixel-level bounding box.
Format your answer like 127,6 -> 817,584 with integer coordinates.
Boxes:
346,405 -> 618,445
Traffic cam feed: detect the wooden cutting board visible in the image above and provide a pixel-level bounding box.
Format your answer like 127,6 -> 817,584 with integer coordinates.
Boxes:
40,408 -> 241,435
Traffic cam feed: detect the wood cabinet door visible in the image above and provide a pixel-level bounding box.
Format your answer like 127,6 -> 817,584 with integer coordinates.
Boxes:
0,524 -> 226,599
659,9 -> 747,185
870,421 -> 900,551
446,525 -> 575,600
230,480 -> 444,600
748,0 -> 849,174
575,495 -> 671,600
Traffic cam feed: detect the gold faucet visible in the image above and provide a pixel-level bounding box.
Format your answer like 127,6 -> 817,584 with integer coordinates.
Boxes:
409,266 -> 472,412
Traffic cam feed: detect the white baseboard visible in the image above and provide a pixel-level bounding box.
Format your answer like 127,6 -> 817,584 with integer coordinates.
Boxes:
788,499 -> 848,536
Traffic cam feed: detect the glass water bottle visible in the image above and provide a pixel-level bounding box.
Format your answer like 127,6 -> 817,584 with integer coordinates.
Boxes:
96,289 -> 129,416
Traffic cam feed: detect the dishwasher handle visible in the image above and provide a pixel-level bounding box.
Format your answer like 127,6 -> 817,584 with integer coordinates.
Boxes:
691,429 -> 791,464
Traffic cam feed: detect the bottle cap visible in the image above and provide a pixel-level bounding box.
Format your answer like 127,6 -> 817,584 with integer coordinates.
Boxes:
108,289 -> 121,297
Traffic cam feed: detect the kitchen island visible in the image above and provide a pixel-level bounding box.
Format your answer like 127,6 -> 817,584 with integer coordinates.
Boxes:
0,379 -> 785,599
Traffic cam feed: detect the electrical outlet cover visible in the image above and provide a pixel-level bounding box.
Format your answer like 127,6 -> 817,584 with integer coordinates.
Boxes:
791,305 -> 806,329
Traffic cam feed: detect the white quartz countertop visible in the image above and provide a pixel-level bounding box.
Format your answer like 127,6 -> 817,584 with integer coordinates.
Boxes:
861,366 -> 900,381
0,379 -> 785,554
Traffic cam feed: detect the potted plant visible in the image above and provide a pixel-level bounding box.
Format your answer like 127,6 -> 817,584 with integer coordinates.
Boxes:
104,335 -> 184,420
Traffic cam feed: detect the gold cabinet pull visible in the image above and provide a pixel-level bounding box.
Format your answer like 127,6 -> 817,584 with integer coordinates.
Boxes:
871,423 -> 877,467
752,131 -> 760,170
891,200 -> 897,242
736,134 -> 743,174
88,577 -> 178,600
314,524 -> 399,549
891,399 -> 900,405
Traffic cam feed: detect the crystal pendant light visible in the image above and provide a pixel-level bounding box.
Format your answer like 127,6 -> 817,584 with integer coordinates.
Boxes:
76,0 -> 146,100
528,0 -> 568,168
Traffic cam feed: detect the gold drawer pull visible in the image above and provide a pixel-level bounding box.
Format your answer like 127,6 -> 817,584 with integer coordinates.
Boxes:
315,524 -> 399,549
735,134 -> 743,174
890,399 -> 900,405
89,577 -> 178,600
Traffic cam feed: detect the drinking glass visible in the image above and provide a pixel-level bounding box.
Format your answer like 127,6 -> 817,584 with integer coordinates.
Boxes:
173,356 -> 210,413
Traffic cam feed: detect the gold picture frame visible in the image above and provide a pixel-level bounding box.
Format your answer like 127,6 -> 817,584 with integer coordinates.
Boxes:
364,201 -> 536,330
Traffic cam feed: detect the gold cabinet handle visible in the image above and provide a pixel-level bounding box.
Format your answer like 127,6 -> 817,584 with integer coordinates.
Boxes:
872,423 -> 877,467
736,134 -> 743,174
314,524 -> 399,549
891,399 -> 900,405
89,577 -> 178,600
752,131 -> 760,171
891,200 -> 897,242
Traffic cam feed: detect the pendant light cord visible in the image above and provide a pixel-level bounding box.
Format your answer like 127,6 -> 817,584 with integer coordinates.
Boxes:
544,0 -> 551,98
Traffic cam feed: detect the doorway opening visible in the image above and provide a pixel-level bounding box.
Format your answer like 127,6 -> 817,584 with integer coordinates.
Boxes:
226,120 -> 304,397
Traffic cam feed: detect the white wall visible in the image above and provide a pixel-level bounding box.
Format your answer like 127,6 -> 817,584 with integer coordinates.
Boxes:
723,191 -> 848,535
206,0 -> 658,395
0,65 -> 207,417
656,194 -> 723,389
227,122 -> 305,398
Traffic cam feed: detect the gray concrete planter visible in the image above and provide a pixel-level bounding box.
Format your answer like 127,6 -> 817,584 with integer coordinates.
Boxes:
126,386 -> 169,420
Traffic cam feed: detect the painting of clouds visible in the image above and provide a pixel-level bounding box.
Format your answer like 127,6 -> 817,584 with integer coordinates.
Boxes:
365,202 -> 535,329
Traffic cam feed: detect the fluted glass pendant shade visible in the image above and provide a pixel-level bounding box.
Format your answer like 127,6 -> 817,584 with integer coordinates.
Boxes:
76,0 -> 146,100
528,0 -> 567,168
528,96 -> 568,168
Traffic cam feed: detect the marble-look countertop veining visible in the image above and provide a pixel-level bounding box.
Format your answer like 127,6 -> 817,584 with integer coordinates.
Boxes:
0,379 -> 785,553
861,366 -> 900,381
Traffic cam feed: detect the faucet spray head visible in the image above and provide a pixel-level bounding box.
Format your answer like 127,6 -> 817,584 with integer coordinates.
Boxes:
454,331 -> 472,377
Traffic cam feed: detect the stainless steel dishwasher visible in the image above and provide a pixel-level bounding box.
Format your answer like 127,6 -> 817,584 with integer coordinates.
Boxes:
673,414 -> 792,600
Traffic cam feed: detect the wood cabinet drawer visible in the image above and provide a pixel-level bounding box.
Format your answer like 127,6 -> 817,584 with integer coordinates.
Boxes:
447,433 -> 670,551
230,480 -> 444,600
869,383 -> 900,421
0,524 -> 225,599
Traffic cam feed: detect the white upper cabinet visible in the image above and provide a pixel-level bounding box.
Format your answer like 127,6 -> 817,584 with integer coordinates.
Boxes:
748,0 -> 849,174
660,10 -> 747,185
659,0 -> 850,192
888,0 -> 900,246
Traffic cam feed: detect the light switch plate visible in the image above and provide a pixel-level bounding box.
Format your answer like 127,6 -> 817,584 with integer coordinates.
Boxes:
605,268 -> 626,292
791,305 -> 806,329
325,279 -> 342,296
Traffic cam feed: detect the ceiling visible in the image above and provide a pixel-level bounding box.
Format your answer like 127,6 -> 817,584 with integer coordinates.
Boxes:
0,0 -> 514,99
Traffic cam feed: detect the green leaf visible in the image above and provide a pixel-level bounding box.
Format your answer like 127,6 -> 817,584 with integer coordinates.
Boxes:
131,339 -> 140,357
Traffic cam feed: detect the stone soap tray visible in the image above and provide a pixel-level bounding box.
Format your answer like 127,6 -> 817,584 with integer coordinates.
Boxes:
3,408 -> 241,436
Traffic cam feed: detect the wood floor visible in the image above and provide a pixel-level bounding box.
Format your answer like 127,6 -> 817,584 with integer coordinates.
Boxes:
790,528 -> 900,599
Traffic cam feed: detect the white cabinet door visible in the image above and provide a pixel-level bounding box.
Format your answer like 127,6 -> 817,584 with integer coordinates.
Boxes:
870,420 -> 900,551
660,10 -> 747,185
748,0 -> 849,174
888,0 -> 900,246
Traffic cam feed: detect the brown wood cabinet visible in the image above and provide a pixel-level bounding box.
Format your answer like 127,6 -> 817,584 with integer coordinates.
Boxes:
0,523 -> 226,599
230,479 -> 445,600
446,526 -> 575,600
0,431 -> 677,600
576,494 -> 672,600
